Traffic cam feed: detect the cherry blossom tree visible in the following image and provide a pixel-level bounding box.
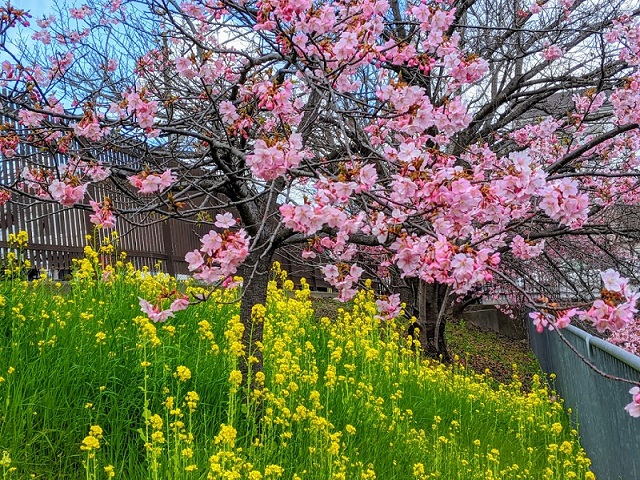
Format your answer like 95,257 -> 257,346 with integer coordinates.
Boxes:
2,0 -> 640,390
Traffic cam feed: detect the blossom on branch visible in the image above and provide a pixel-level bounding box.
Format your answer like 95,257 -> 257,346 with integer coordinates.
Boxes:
128,169 -> 176,194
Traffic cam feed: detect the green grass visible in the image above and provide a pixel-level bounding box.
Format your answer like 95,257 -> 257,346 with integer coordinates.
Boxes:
447,319 -> 541,391
0,246 -> 595,479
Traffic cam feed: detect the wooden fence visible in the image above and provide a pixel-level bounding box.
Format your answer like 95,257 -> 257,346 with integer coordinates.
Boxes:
0,142 -> 327,285
0,185 -> 211,279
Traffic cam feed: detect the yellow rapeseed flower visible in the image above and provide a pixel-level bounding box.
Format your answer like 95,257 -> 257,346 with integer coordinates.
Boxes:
8,231 -> 28,248
174,365 -> 191,382
163,396 -> 175,410
148,414 -> 163,430
185,391 -> 200,412
252,304 -> 267,323
80,435 -> 100,452
151,431 -> 165,444
264,464 -> 284,477
229,370 -> 243,388
213,424 -> 237,447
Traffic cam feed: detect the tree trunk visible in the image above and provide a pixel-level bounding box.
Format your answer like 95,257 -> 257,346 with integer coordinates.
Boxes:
411,279 -> 451,362
237,251 -> 273,378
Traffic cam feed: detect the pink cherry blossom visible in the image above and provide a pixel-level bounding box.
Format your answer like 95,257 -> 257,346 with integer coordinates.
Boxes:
375,294 -> 402,320
49,180 -> 87,207
175,56 -> 197,79
186,229 -> 250,285
625,387 -> 640,417
246,134 -> 307,181
601,269 -> 624,292
32,29 -> 52,45
74,114 -> 110,141
185,250 -> 204,271
170,296 -> 190,312
215,212 -> 236,229
81,161 -> 111,182
89,199 -> 116,229
36,15 -> 55,29
106,58 -> 118,72
219,101 -> 239,124
200,231 -> 223,256
575,272 -> 639,334
530,311 -> 551,333
139,297 -> 175,323
511,235 -> 545,260
18,110 -> 44,127
128,169 -> 176,194
543,44 -> 563,61
321,263 -> 364,301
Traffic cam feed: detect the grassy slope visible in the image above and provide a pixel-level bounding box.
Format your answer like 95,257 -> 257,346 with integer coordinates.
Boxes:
0,280 -> 591,479
446,320 -> 541,391
313,296 -> 542,390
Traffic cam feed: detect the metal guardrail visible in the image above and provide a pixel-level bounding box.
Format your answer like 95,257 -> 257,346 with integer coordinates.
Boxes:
528,322 -> 640,480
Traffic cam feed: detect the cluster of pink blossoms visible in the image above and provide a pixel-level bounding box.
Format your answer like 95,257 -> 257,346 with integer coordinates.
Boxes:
49,180 -> 87,207
89,199 -> 116,229
185,214 -> 250,285
123,91 -> 158,130
138,294 -> 189,323
542,44 -> 564,61
246,134 -> 307,181
375,294 -> 402,321
539,179 -> 590,228
530,269 -> 639,335
511,235 -> 545,260
0,132 -> 19,158
581,270 -> 640,334
321,263 -> 364,301
18,109 -> 45,127
21,158 -> 111,209
69,5 -> 94,20
128,169 -> 176,194
138,217 -> 245,322
73,113 -> 110,141
625,387 -> 640,417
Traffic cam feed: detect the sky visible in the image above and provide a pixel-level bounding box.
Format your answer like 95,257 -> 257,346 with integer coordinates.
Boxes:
4,0 -> 55,59
14,0 -> 54,16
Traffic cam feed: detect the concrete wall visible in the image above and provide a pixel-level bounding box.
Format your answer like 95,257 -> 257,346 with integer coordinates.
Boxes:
462,304 -> 526,339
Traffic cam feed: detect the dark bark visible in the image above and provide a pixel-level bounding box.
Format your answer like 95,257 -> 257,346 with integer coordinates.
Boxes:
237,251 -> 273,379
407,278 -> 451,362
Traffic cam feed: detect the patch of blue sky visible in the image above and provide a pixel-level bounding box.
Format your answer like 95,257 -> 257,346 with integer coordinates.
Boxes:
14,0 -> 55,17
4,0 -> 56,59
